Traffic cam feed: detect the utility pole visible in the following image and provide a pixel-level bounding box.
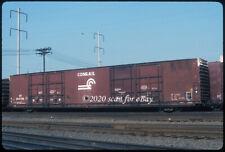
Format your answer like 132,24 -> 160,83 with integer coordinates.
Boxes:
10,8 -> 28,75
94,32 -> 104,66
35,47 -> 52,72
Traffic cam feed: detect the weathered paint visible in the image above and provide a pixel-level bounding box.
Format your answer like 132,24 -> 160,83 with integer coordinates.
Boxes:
8,58 -> 210,109
208,62 -> 223,104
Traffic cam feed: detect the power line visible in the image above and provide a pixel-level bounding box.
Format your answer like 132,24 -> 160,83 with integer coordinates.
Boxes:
3,48 -> 95,67
48,51 -> 95,68
2,53 -> 33,56
2,49 -> 34,56
2,49 -> 32,52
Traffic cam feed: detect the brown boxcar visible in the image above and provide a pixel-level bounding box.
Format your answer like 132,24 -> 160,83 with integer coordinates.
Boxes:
9,67 -> 110,108
110,58 -> 210,107
208,61 -> 223,108
8,58 -> 210,109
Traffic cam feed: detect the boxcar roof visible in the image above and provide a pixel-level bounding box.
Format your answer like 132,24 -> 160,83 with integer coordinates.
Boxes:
10,58 -> 203,77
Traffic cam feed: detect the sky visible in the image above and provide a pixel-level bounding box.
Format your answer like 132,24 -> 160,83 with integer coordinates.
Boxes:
1,2 -> 223,79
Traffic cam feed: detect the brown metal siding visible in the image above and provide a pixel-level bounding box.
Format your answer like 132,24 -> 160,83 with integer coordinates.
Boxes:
9,58 -> 207,108
110,65 -> 135,98
208,62 -> 223,103
9,67 -> 111,108
109,59 -> 202,106
65,67 -> 110,106
9,75 -> 29,108
45,72 -> 65,106
135,63 -> 162,104
28,73 -> 44,107
23,72 -> 65,108
191,60 -> 201,102
161,59 -> 201,104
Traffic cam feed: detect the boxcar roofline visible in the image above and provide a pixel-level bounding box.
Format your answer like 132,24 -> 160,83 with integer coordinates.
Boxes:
10,58 -> 204,77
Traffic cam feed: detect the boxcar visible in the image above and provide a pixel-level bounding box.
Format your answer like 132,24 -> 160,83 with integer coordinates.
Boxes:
8,58 -> 210,110
2,78 -> 9,108
208,61 -> 223,109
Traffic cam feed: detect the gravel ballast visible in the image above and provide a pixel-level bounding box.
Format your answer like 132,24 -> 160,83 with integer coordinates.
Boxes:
2,126 -> 223,150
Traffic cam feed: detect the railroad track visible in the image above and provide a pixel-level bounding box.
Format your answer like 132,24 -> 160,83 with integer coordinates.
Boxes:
2,131 -> 182,150
2,111 -> 223,122
2,120 -> 223,139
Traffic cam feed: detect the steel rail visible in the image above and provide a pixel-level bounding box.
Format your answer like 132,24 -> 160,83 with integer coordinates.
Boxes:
2,131 -> 182,150
2,111 -> 223,122
2,120 -> 223,139
3,139 -> 63,150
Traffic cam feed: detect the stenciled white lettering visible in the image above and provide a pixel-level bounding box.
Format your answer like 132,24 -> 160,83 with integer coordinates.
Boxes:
77,72 -> 95,77
16,97 -> 25,101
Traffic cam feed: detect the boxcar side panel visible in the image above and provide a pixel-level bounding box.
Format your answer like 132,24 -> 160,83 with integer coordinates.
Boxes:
8,58 -> 211,109
25,72 -> 65,108
208,62 -> 223,104
64,67 -> 110,107
46,72 -> 65,107
9,75 -> 29,108
191,59 -> 201,103
135,63 -> 162,105
110,65 -> 136,98
161,59 -> 200,105
29,73 -> 45,107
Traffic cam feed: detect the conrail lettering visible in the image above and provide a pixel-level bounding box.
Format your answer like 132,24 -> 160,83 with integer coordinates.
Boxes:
77,72 -> 95,77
